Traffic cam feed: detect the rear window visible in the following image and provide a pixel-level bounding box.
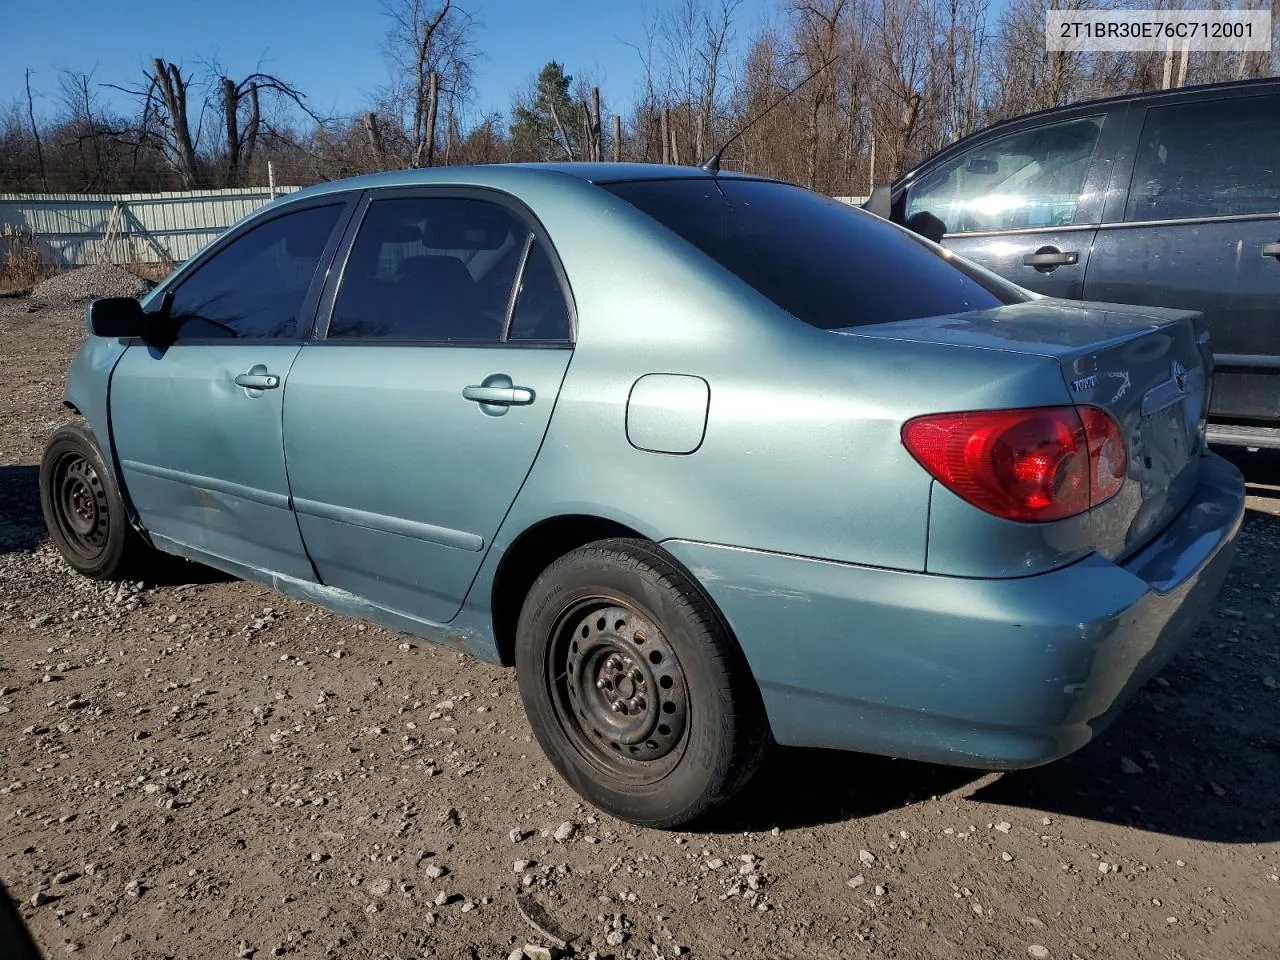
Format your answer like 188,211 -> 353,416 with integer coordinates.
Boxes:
602,178 -> 1025,330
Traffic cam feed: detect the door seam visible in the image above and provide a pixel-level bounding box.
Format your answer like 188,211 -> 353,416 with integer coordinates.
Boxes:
278,344 -> 326,583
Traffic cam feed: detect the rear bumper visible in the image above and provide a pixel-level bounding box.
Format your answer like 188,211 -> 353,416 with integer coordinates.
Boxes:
663,453 -> 1245,768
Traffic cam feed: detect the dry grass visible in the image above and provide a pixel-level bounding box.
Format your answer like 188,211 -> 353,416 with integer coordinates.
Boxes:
124,259 -> 177,284
0,226 -> 59,294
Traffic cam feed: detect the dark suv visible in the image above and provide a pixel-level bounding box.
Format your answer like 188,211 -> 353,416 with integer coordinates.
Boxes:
869,78 -> 1280,448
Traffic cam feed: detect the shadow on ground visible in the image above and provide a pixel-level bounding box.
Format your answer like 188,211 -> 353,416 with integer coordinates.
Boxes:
0,465 -> 43,554
711,509 -> 1280,845
1215,445 -> 1280,509
0,462 -> 229,585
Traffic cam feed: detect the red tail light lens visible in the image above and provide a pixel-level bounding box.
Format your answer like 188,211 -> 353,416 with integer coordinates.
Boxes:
902,405 -> 1126,523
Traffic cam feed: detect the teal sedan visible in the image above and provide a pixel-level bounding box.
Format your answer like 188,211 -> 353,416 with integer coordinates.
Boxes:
42,164 -> 1245,827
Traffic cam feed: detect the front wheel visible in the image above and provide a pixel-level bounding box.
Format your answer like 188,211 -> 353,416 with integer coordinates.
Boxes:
515,538 -> 768,828
40,422 -> 153,579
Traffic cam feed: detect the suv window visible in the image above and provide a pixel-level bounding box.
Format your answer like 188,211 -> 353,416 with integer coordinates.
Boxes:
1126,95 -> 1280,222
508,240 -> 571,341
329,197 -> 529,341
906,116 -> 1105,234
168,203 -> 343,340
603,178 -> 1022,331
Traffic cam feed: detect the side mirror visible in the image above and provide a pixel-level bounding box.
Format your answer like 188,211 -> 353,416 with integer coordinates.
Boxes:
864,184 -> 893,220
905,210 -> 947,245
87,297 -> 148,338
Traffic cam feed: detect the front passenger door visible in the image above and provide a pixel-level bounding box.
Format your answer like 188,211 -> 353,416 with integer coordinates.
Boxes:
109,200 -> 349,578
282,191 -> 574,624
901,112 -> 1118,298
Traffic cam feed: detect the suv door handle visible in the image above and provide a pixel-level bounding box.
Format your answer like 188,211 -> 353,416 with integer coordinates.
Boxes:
1263,242 -> 1280,259
1022,248 -> 1079,270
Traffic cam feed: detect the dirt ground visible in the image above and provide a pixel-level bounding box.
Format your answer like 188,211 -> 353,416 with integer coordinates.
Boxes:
2,298 -> 1278,960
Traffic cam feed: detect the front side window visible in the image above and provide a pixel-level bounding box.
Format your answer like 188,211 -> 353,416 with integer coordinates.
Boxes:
1125,96 -> 1280,222
906,116 -> 1105,234
603,178 -> 1022,331
168,203 -> 343,340
329,197 -> 531,341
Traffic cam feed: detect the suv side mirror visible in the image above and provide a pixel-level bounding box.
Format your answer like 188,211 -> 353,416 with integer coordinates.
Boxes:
864,184 -> 893,220
87,297 -> 148,338
905,210 -> 947,244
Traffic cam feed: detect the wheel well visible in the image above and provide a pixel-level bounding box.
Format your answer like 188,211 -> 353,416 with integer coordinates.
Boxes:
491,515 -> 645,666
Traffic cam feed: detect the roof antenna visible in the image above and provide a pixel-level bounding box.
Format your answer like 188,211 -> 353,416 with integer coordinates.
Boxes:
701,55 -> 841,175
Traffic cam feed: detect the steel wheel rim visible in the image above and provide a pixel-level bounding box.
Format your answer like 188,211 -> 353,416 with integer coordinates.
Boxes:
51,452 -> 110,561
548,597 -> 690,782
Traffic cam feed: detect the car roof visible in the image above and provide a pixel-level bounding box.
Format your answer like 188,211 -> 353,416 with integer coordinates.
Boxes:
895,76 -> 1280,186
959,76 -> 1277,140
278,162 -> 771,206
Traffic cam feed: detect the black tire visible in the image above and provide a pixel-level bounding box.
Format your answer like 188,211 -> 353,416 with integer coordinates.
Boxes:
515,538 -> 769,828
39,422 -> 153,579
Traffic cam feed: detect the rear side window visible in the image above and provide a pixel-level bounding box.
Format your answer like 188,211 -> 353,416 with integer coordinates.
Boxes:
603,179 -> 1022,330
1126,95 -> 1280,222
168,203 -> 343,340
329,197 -> 530,341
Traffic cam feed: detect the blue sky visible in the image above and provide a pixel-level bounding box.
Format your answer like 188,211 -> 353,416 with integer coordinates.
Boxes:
1,0 -> 780,124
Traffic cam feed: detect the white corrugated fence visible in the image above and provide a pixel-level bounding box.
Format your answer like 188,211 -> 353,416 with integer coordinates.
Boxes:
0,186 -> 301,266
1,187 -> 869,269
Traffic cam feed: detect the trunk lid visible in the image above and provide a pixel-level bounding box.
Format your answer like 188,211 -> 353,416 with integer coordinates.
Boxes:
841,298 -> 1209,558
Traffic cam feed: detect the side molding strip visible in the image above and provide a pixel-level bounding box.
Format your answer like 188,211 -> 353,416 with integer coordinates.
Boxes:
292,497 -> 485,552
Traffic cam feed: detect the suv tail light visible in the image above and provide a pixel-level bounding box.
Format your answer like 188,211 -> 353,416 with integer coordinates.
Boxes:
902,405 -> 1126,523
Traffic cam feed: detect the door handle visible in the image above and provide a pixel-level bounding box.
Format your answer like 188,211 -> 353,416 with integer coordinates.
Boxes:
1022,247 -> 1079,271
1263,242 -> 1280,259
234,372 -> 280,390
462,385 -> 534,405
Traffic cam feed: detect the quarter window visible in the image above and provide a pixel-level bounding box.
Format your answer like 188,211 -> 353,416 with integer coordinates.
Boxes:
329,197 -> 531,341
508,240 -> 572,341
167,203 -> 343,340
906,116 -> 1105,234
1125,96 -> 1280,222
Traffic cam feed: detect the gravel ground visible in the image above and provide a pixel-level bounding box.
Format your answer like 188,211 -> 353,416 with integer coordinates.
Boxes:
29,266 -> 153,307
2,298 -> 1278,960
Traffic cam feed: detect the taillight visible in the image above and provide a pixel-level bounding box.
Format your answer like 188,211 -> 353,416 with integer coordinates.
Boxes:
902,405 -> 1126,523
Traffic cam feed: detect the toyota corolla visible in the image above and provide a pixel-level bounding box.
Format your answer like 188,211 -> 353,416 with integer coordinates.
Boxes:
41,163 -> 1245,827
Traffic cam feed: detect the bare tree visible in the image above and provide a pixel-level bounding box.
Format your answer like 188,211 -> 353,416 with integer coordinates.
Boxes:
362,111 -> 387,166
986,0 -> 1091,120
24,69 -> 47,190
652,0 -> 741,164
382,0 -> 476,167
940,0 -> 990,143
145,59 -> 202,187
58,69 -> 112,190
791,0 -> 850,189
216,68 -> 315,185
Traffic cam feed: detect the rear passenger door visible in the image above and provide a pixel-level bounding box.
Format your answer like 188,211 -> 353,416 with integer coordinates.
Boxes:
1082,91 -> 1280,427
900,108 -> 1124,298
282,190 -> 575,625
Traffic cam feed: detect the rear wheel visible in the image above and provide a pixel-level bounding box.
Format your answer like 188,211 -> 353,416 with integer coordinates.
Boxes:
515,538 -> 768,827
40,423 -> 153,579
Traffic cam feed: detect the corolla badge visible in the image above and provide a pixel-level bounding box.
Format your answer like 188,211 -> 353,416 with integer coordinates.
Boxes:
1171,360 -> 1187,392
